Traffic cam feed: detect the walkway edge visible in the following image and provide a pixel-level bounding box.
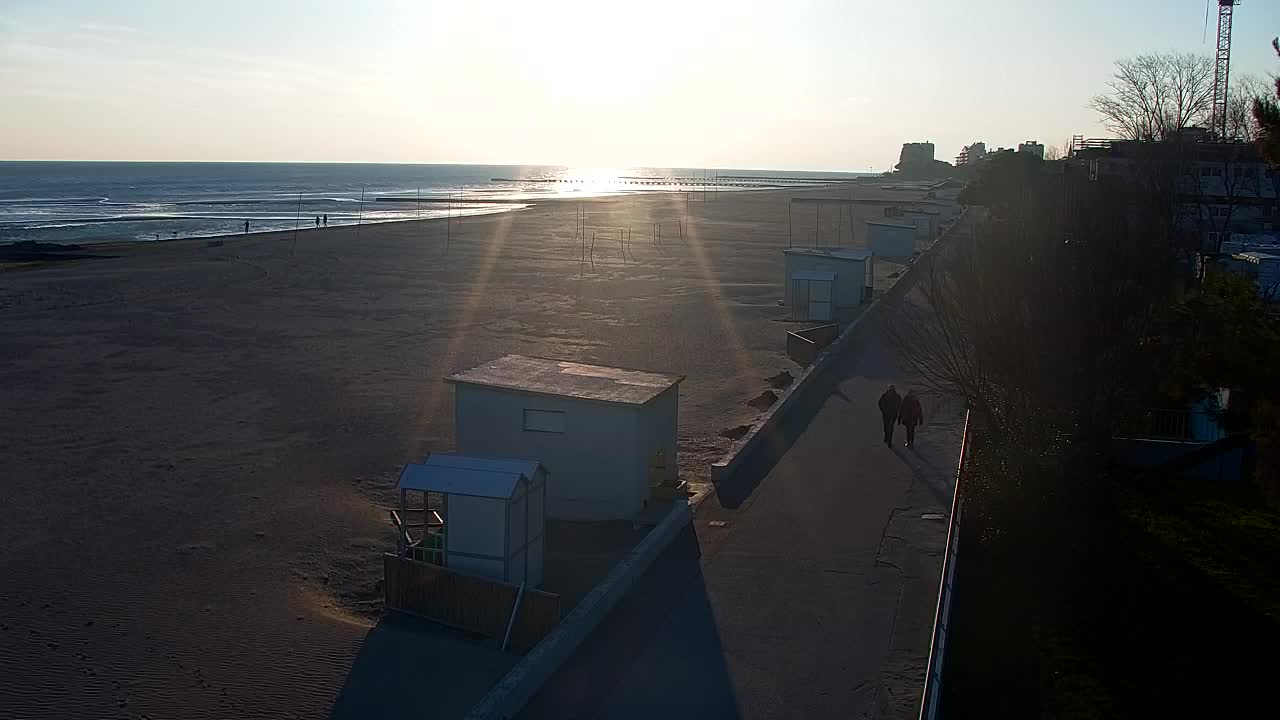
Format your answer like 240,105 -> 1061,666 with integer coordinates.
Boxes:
465,500 -> 693,720
710,209 -> 967,486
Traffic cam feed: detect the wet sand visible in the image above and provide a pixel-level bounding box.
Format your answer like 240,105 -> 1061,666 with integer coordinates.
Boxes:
0,183 -> 931,718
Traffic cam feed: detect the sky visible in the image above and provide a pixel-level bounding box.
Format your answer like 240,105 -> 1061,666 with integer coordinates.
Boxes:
1,0 -> 1278,171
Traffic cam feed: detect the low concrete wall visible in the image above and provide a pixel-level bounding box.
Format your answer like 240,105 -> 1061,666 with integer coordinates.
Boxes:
1112,438 -> 1245,482
466,499 -> 692,720
383,554 -> 560,653
785,323 -> 840,365
711,209 -> 967,486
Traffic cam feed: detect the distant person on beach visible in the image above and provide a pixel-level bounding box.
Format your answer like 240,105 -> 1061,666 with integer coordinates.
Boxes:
315,216 -> 320,228
322,214 -> 328,227
898,390 -> 923,448
244,220 -> 250,234
878,385 -> 901,447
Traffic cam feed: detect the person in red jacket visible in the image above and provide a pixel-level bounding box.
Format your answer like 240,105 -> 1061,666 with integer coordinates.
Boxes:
898,390 -> 923,448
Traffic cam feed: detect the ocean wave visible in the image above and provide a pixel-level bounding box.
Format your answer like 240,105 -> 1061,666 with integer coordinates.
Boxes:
0,196 -> 110,205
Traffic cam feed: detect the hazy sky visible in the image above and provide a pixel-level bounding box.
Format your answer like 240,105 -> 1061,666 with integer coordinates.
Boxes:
2,0 -> 1278,170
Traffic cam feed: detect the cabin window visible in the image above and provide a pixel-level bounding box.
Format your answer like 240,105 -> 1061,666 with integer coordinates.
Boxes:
523,409 -> 565,433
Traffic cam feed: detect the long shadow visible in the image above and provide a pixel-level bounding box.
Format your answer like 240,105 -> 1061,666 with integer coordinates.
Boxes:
716,334 -> 877,510
329,611 -> 516,719
519,525 -> 740,719
894,446 -> 953,507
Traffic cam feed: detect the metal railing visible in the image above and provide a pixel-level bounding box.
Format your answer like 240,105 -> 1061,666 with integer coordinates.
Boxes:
919,409 -> 972,720
1119,408 -> 1227,442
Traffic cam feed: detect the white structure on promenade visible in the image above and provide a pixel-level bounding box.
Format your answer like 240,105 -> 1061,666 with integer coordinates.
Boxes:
867,221 -> 917,257
782,247 -> 873,322
447,355 -> 683,521
396,454 -> 547,586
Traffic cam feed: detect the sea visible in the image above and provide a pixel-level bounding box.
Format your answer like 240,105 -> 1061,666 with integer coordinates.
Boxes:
0,162 -> 870,246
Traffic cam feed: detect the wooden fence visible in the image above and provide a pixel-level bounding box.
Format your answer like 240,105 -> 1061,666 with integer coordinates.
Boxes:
383,553 -> 561,653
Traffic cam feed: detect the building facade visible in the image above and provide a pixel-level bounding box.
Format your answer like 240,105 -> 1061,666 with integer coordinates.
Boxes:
899,142 -> 936,169
1071,135 -> 1279,252
955,141 -> 987,166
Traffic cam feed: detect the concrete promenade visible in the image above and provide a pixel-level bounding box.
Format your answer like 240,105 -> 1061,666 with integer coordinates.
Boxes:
518,285 -> 967,719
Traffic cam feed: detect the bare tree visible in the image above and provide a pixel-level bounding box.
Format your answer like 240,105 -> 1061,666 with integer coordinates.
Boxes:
891,165 -> 1183,474
1225,73 -> 1269,142
1090,53 -> 1214,140
1044,145 -> 1063,161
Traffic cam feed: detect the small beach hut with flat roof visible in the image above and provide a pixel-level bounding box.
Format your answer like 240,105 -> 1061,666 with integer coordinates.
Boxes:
867,221 -> 917,257
447,355 -> 684,521
395,453 -> 546,586
902,209 -> 939,244
782,247 -> 873,321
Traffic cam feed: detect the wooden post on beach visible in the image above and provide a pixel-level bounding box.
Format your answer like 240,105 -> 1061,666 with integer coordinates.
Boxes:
847,200 -> 855,247
292,191 -> 302,254
356,185 -> 366,242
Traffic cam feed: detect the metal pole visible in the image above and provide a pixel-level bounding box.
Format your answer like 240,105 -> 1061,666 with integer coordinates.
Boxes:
837,198 -> 842,246
292,191 -> 302,254
502,581 -> 527,652
355,185 -> 365,242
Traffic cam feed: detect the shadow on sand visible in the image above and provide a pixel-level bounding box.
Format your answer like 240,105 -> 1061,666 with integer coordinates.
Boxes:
517,525 -> 740,719
329,611 -> 516,719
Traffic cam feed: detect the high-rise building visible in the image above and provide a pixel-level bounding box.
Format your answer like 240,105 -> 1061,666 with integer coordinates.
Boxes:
955,142 -> 987,166
1018,140 -> 1045,159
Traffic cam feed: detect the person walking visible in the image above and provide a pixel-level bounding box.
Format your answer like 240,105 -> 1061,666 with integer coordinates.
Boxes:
878,384 -> 901,447
898,390 -> 923,448
315,216 -> 320,228
322,214 -> 328,227
244,220 -> 250,234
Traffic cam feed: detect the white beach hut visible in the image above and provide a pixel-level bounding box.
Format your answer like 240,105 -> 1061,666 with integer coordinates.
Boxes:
395,454 -> 546,587
867,221 -> 917,257
782,247 -> 873,321
902,209 -> 939,244
447,355 -> 684,521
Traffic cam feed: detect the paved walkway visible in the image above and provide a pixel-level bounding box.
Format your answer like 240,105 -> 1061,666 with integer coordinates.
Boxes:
519,290 -> 967,719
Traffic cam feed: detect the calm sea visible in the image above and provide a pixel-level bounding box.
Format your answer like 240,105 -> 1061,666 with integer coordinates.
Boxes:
0,162 -> 869,245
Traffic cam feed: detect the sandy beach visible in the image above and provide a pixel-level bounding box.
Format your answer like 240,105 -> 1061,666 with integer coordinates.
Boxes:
0,183 -> 930,718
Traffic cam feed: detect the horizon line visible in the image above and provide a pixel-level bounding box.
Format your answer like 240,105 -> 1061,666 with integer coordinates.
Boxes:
0,158 -> 882,174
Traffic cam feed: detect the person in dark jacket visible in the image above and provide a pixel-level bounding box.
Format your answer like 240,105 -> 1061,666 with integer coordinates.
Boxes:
898,390 -> 923,448
878,385 -> 901,447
